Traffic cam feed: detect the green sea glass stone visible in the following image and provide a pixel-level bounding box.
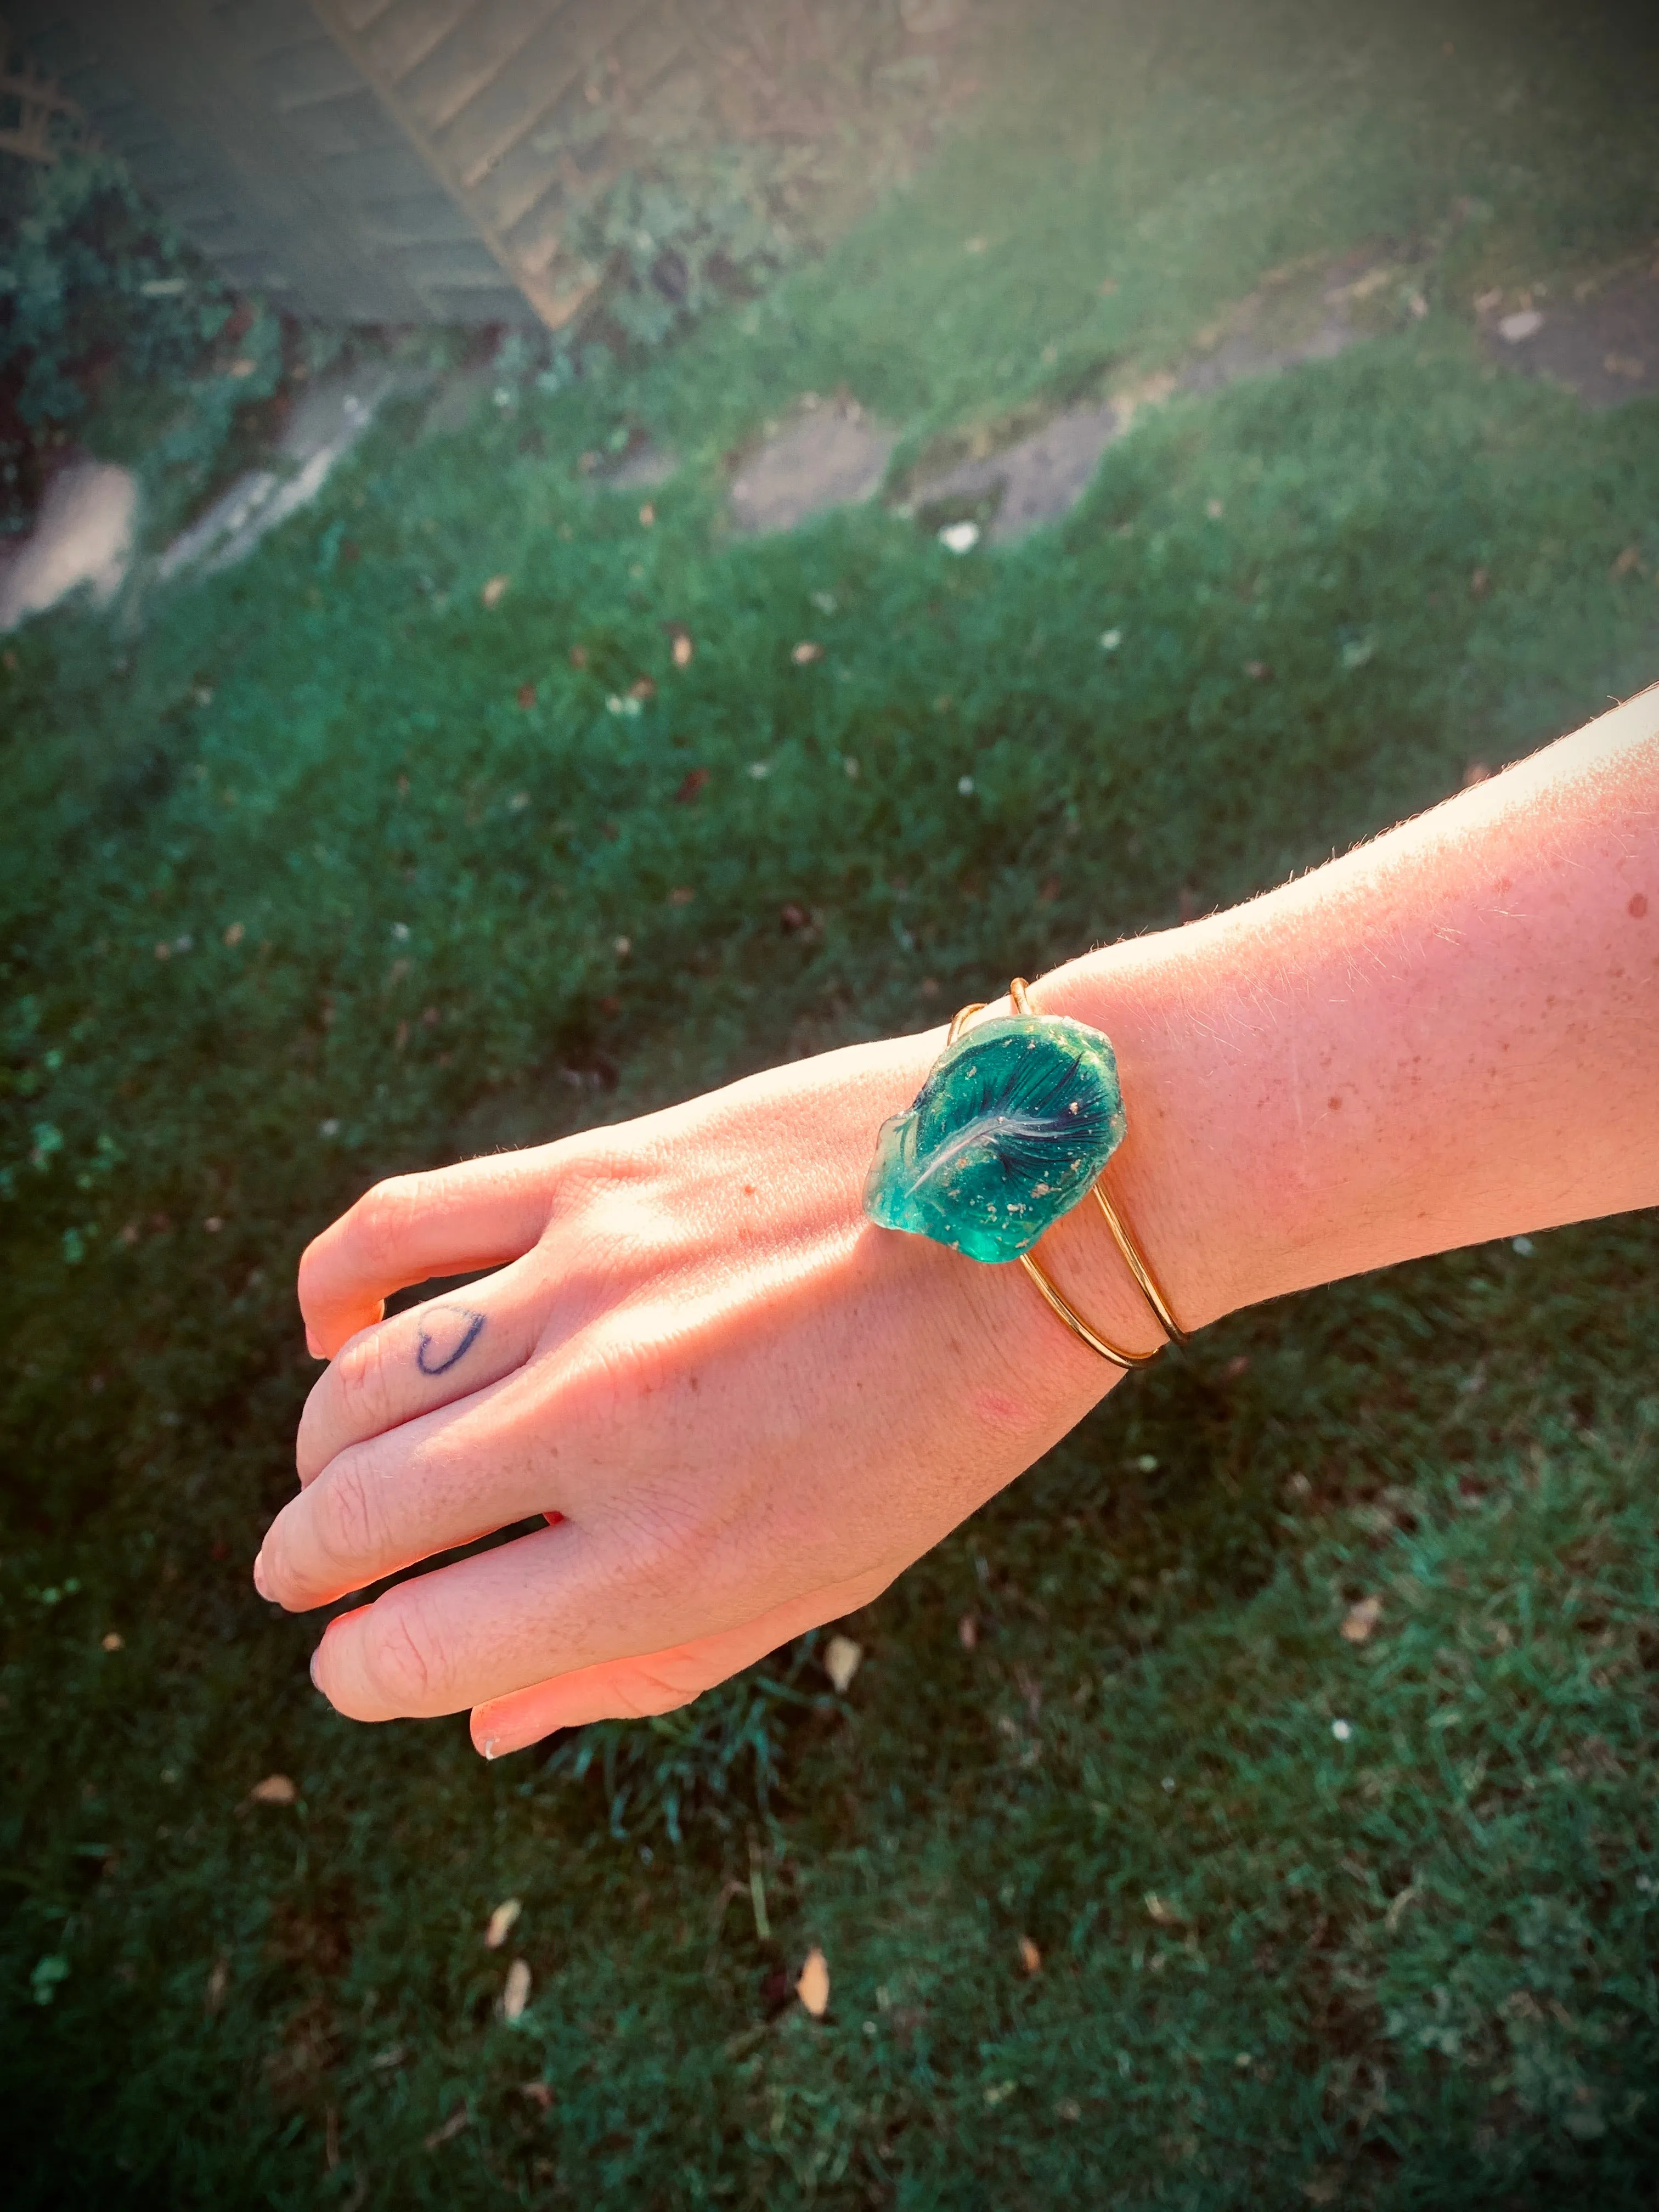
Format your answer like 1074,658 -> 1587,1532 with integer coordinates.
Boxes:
863,1013 -> 1126,1263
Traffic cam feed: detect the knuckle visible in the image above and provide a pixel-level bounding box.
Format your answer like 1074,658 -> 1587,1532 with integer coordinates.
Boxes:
310,1452 -> 381,1572
348,1175 -> 426,1271
360,1588 -> 446,1712
330,1328 -> 389,1427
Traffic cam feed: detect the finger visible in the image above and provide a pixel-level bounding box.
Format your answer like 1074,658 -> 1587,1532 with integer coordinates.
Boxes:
296,1258 -> 546,1485
259,1372 -> 568,1612
309,1517 -> 807,1722
469,1573 -> 889,1756
299,1152 -> 560,1358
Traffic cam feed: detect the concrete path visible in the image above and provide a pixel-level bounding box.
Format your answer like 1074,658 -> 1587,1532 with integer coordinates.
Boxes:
157,368 -> 401,581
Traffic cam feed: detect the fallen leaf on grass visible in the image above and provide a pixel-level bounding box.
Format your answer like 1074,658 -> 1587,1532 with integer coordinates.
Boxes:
823,1635 -> 862,1694
517,683 -> 537,709
1018,1936 -> 1042,1975
796,1946 -> 830,2018
503,1959 -> 532,2021
425,2107 -> 469,2150
792,640 -> 824,665
1612,546 -> 1644,578
485,1898 -> 522,1950
481,575 -> 510,608
958,1612 -> 979,1650
249,1774 -> 296,1805
639,503 -> 656,527
101,1632 -> 123,1652
672,631 -> 695,667
518,2081 -> 554,2112
1605,353 -> 1645,382
674,767 -> 710,804
568,645 -> 589,668
1144,1893 -> 1183,1927
669,886 -> 695,906
629,675 -> 657,702
205,1954 -> 230,2015
1341,1596 -> 1383,1645
1498,309 -> 1543,343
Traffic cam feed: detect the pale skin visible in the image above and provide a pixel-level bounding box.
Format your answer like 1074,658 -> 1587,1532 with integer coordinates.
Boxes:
254,689 -> 1659,1758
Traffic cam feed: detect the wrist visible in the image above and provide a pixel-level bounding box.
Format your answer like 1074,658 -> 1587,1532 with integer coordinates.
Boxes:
1029,926 -> 1283,1340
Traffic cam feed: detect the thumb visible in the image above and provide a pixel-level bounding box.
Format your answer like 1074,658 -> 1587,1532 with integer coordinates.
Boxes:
469,1572 -> 888,1757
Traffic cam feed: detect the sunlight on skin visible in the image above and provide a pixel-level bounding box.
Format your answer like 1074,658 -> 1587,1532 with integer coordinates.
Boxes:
257,690 -> 1659,1754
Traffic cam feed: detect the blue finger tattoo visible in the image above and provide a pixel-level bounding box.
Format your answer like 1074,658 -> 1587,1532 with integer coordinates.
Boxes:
415,1304 -> 487,1376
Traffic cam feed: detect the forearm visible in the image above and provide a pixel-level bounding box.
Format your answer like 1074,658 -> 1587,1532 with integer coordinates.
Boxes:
1030,688 -> 1659,1344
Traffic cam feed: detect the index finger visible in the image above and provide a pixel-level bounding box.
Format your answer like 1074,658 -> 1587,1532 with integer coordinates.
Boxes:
299,1152 -> 558,1358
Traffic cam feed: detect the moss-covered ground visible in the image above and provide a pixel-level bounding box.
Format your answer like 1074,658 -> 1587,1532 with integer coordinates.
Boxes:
3,2 -> 1658,2203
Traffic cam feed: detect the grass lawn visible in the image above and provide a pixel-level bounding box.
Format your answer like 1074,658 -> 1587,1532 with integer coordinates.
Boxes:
4,1 -> 1659,2203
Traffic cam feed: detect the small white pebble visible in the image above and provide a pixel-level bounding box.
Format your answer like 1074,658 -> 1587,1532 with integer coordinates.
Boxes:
484,1898 -> 522,1950
1498,308 -> 1544,343
1161,1776 -> 1176,1792
1099,628 -> 1123,652
1331,1719 -> 1352,1742
747,761 -> 771,779
392,922 -> 410,943
958,774 -> 975,796
319,1119 -> 340,1138
1512,1235 -> 1535,1257
939,521 -> 981,555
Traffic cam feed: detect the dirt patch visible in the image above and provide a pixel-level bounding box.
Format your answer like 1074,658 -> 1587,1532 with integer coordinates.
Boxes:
904,250 -> 1398,541
1480,263 -> 1659,408
1175,248 -> 1387,395
729,397 -> 897,534
903,400 -> 1121,542
602,443 -> 679,494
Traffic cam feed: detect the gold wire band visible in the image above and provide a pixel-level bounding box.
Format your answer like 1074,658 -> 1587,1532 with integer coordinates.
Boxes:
953,978 -> 1187,1372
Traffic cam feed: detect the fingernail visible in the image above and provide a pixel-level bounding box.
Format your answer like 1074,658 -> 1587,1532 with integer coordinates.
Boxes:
479,1734 -> 501,1761
309,1643 -> 323,1692
252,1552 -> 271,1600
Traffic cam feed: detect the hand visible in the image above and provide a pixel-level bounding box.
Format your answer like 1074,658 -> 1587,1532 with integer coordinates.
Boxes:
255,1029 -> 1129,1756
